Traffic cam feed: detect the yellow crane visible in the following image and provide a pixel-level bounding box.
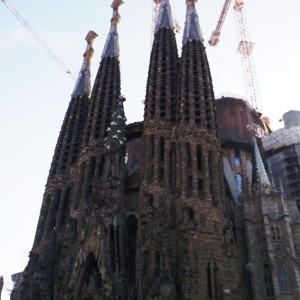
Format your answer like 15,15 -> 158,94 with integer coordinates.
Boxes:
2,0 -> 75,81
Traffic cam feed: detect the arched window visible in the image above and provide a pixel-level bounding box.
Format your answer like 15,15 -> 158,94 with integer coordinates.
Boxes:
263,263 -> 274,297
276,262 -> 289,293
74,253 -> 103,300
271,226 -> 276,240
275,227 -> 281,240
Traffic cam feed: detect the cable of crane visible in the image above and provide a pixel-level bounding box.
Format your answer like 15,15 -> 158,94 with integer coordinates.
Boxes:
1,0 -> 75,81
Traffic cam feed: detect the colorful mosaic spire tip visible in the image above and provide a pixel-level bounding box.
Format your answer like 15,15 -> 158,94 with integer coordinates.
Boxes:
72,31 -> 98,97
102,0 -> 123,59
183,0 -> 204,44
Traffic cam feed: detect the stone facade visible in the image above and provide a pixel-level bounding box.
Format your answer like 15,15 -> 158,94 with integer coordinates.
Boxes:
216,97 -> 300,299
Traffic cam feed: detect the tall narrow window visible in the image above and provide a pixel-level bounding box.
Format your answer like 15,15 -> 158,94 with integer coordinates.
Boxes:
49,190 -> 61,230
197,145 -> 202,171
234,150 -> 241,167
59,187 -> 71,227
186,143 -> 192,197
236,173 -> 243,192
116,226 -> 120,273
276,262 -> 289,293
159,137 -> 165,162
148,135 -> 154,183
110,225 -> 116,273
98,155 -> 105,178
89,156 -> 96,179
186,143 -> 192,169
207,262 -> 212,299
159,167 -> 164,186
198,178 -> 204,196
275,227 -> 281,240
263,263 -> 274,297
170,198 -> 176,228
208,151 -> 214,197
200,212 -> 206,227
155,253 -> 160,276
127,215 -> 137,284
169,143 -> 176,189
208,150 -> 214,178
271,226 -> 276,240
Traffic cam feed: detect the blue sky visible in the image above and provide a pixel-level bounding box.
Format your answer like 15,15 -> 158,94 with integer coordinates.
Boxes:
0,0 -> 299,298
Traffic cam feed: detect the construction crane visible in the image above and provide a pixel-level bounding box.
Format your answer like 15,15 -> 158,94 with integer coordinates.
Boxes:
2,0 -> 75,81
209,0 -> 262,114
208,0 -> 232,47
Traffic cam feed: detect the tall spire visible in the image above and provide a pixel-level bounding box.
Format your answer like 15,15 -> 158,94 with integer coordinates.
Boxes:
102,0 -> 123,59
83,0 -> 122,145
72,31 -> 98,97
254,141 -> 272,191
48,32 -> 94,178
178,0 -> 217,133
154,0 -> 175,32
144,0 -> 178,122
183,0 -> 204,44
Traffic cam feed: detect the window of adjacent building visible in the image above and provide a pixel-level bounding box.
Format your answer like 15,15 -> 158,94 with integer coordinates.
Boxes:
276,262 -> 289,293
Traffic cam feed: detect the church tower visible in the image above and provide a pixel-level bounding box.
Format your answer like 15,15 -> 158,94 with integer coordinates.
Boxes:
136,0 -> 179,297
136,0 -> 241,299
11,1 -> 128,299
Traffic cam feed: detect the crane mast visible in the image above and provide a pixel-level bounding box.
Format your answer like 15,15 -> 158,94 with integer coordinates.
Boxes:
233,0 -> 262,113
209,0 -> 262,114
2,0 -> 75,81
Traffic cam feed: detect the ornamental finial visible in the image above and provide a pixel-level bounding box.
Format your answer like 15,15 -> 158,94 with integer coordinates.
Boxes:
254,141 -> 272,194
183,0 -> 204,44
72,31 -> 98,97
154,0 -> 175,33
102,0 -> 123,59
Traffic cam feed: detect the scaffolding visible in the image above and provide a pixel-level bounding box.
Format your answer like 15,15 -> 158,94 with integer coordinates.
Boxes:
263,126 -> 300,152
263,126 -> 300,208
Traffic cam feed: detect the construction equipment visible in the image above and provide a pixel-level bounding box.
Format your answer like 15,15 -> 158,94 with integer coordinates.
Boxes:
2,0 -> 75,80
208,0 -> 232,46
209,0 -> 262,114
